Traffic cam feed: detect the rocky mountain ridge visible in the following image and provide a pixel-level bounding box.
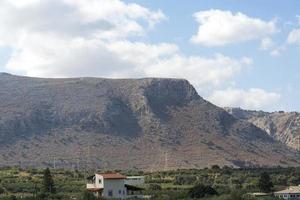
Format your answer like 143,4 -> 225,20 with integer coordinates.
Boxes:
225,107 -> 300,150
0,73 -> 299,170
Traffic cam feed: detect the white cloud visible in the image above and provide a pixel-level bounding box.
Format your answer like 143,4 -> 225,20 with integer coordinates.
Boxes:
0,1 -> 279,110
0,0 -> 250,91
191,9 -> 277,46
270,46 -> 286,57
260,37 -> 275,50
142,54 -> 251,91
0,0 -> 168,77
4,0 -> 41,8
208,88 -> 281,110
107,41 -> 251,88
287,29 -> 300,45
260,37 -> 287,57
5,33 -> 249,90
0,0 -> 166,46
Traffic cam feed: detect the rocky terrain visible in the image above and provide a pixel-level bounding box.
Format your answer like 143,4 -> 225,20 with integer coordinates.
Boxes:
225,107 -> 300,151
0,73 -> 299,170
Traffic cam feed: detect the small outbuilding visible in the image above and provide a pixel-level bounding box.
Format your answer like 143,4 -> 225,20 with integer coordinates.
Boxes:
274,185 -> 300,200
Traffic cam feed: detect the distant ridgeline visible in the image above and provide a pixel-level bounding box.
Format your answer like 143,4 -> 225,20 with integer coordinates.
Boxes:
225,107 -> 300,151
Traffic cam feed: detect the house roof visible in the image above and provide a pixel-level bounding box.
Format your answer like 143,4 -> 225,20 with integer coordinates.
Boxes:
97,173 -> 126,179
274,186 -> 300,194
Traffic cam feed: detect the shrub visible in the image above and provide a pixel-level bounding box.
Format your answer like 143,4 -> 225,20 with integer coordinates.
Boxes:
174,175 -> 197,185
188,183 -> 218,198
0,187 -> 5,194
148,184 -> 162,191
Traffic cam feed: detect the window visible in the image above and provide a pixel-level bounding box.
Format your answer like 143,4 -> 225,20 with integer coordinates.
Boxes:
98,179 -> 102,184
108,190 -> 113,197
119,190 -> 121,194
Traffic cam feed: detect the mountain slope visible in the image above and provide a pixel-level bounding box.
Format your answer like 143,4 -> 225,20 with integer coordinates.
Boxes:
0,73 -> 299,170
225,107 -> 300,150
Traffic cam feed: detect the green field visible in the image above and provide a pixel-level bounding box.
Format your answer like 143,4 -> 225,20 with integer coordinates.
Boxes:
0,166 -> 299,200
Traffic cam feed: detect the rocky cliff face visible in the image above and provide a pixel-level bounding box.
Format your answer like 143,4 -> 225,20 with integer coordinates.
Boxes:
0,73 -> 299,170
225,107 -> 300,150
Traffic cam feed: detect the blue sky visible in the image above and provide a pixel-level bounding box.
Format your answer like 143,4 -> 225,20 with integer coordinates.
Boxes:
0,0 -> 299,111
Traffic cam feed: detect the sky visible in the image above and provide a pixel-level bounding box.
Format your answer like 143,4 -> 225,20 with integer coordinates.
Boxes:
0,0 -> 299,111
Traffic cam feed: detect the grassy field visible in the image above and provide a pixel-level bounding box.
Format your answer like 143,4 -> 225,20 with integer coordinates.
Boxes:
0,166 -> 299,199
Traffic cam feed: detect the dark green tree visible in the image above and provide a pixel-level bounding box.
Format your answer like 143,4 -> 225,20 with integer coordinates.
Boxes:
42,168 -> 56,194
258,172 -> 273,193
9,195 -> 17,200
211,165 -> 221,170
0,187 -> 5,194
188,184 -> 218,198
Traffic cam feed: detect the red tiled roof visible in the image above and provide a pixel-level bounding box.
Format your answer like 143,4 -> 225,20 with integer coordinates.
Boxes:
97,173 -> 126,179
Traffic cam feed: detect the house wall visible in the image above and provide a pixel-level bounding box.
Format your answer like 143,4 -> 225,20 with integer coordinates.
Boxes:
275,193 -> 300,199
125,176 -> 145,186
103,179 -> 127,199
94,174 -> 104,188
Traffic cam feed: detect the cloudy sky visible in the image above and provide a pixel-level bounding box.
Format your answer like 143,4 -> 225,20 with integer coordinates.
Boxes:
0,0 -> 299,111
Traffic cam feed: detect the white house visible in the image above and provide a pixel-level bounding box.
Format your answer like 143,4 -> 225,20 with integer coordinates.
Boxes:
87,173 -> 146,199
274,185 -> 300,200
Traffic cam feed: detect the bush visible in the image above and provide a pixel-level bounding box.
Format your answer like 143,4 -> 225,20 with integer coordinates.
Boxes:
188,184 -> 218,198
0,187 -> 5,194
174,175 -> 197,185
211,165 -> 221,170
148,184 -> 162,191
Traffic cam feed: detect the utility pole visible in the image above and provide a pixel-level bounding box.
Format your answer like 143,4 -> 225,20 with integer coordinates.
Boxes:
77,157 -> 80,171
164,151 -> 168,171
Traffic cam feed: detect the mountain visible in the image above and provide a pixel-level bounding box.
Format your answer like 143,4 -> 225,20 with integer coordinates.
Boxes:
0,73 -> 299,170
225,107 -> 300,151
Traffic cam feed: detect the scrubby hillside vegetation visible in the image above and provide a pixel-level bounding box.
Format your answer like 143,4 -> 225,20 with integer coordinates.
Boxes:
0,166 -> 299,200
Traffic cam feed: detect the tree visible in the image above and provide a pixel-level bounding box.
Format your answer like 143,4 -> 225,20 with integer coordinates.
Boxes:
188,184 -> 218,198
258,172 -> 273,193
211,165 -> 221,170
42,168 -> 56,194
0,187 -> 5,194
9,195 -> 17,200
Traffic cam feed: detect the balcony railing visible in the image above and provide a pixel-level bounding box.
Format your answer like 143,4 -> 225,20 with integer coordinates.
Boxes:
86,183 -> 97,189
